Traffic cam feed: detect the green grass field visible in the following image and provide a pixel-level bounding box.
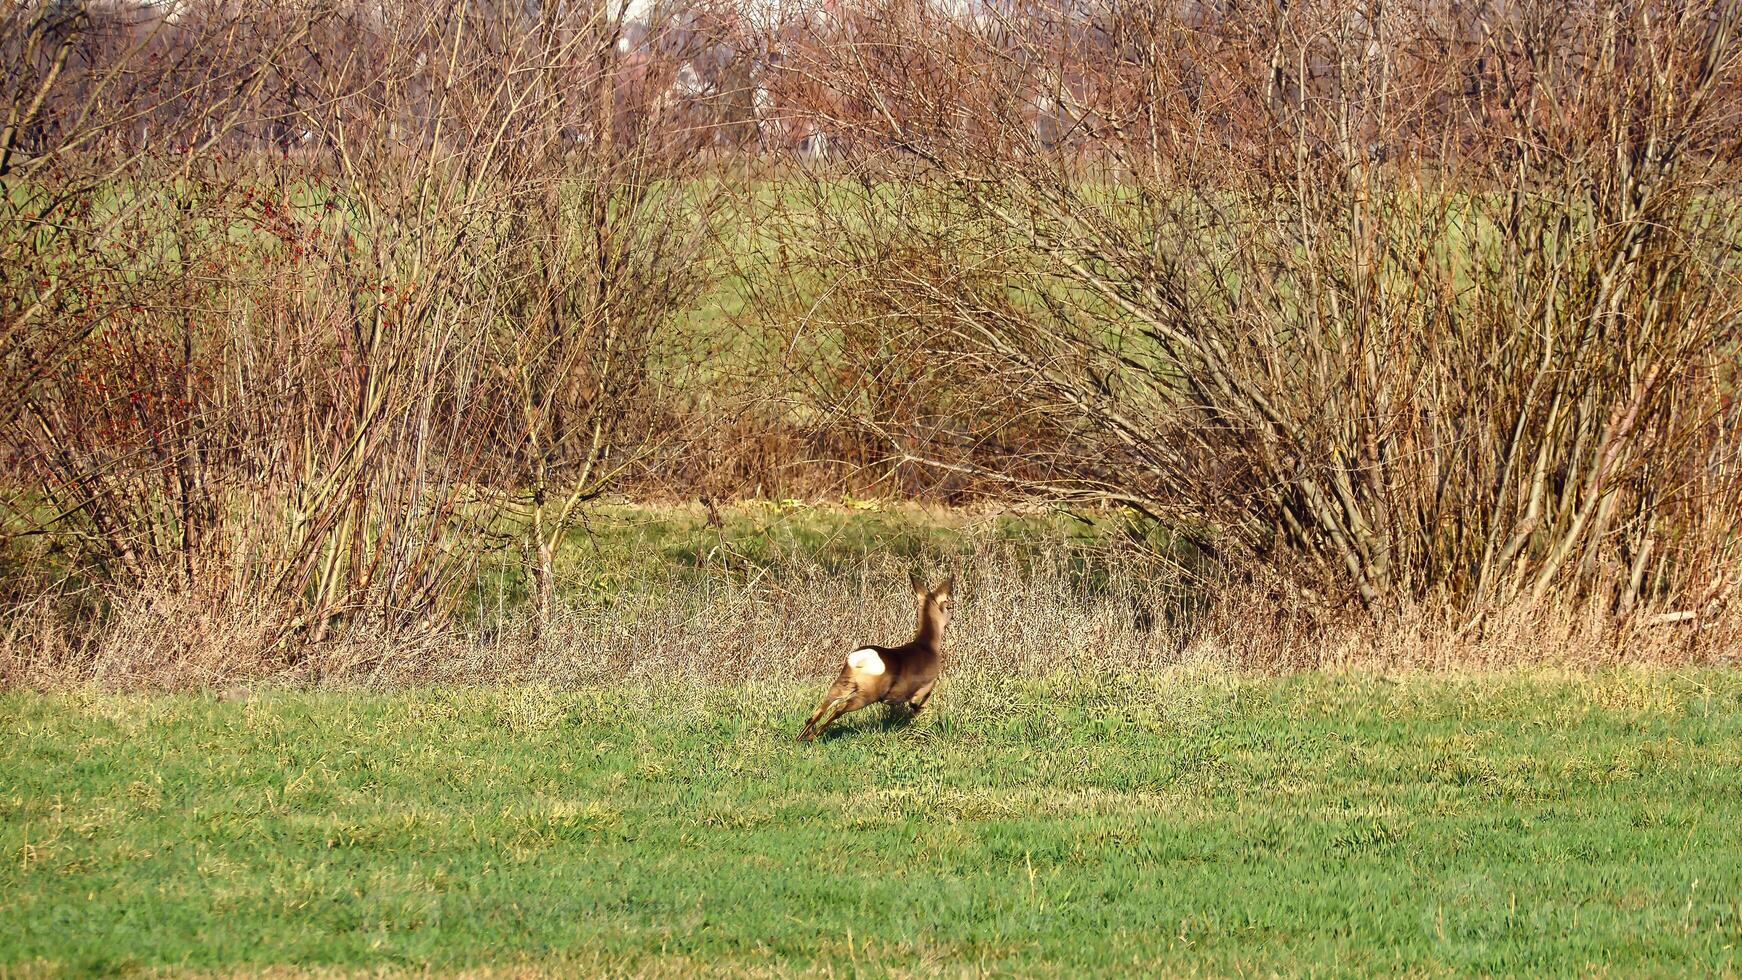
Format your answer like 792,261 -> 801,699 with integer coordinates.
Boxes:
4,669 -> 1740,976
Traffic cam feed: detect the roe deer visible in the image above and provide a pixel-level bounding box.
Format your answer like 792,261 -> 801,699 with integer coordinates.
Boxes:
799,573 -> 954,742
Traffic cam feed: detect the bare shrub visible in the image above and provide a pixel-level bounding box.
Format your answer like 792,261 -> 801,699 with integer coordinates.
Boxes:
2,0 -> 727,671
764,0 -> 1742,628
479,13 -> 729,628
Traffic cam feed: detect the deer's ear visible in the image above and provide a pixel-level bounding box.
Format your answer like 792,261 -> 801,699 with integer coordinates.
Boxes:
909,570 -> 928,596
935,575 -> 955,600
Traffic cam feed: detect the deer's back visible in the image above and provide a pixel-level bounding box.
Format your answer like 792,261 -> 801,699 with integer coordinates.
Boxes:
847,640 -> 937,702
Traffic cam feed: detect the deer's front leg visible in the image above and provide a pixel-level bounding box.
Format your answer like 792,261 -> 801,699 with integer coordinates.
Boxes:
906,679 -> 937,714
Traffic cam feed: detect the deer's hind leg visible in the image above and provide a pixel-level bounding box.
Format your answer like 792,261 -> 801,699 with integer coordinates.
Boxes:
799,676 -> 874,742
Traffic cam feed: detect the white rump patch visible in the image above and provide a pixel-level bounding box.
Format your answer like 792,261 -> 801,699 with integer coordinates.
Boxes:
846,648 -> 886,676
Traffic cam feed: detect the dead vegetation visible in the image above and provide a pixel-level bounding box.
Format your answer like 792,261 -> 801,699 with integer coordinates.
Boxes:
4,0 -> 1741,685
4,502 -> 1732,689
765,0 -> 1742,624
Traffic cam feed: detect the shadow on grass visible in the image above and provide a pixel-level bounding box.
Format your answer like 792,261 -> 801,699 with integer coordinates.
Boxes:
807,705 -> 922,743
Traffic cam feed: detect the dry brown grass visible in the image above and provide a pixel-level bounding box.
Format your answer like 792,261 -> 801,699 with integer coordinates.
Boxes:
1194,591 -> 1742,674
6,513 -> 1734,691
0,568 -> 438,690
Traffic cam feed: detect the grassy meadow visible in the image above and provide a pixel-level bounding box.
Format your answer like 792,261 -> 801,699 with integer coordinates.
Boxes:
9,8 -> 1742,975
4,670 -> 1741,976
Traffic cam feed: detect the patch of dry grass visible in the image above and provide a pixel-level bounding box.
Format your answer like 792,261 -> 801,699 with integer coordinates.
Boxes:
3,502 -> 1735,690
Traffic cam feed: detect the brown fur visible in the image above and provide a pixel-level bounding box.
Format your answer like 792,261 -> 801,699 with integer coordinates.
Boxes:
798,573 -> 954,742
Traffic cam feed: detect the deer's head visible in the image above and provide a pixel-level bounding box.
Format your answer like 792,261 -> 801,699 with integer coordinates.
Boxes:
910,572 -> 956,637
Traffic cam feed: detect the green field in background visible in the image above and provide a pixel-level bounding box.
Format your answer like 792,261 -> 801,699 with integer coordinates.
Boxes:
475,500 -> 1112,607
4,669 -> 1739,976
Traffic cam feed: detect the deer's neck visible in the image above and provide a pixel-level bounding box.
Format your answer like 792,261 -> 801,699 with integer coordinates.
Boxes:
913,606 -> 945,649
